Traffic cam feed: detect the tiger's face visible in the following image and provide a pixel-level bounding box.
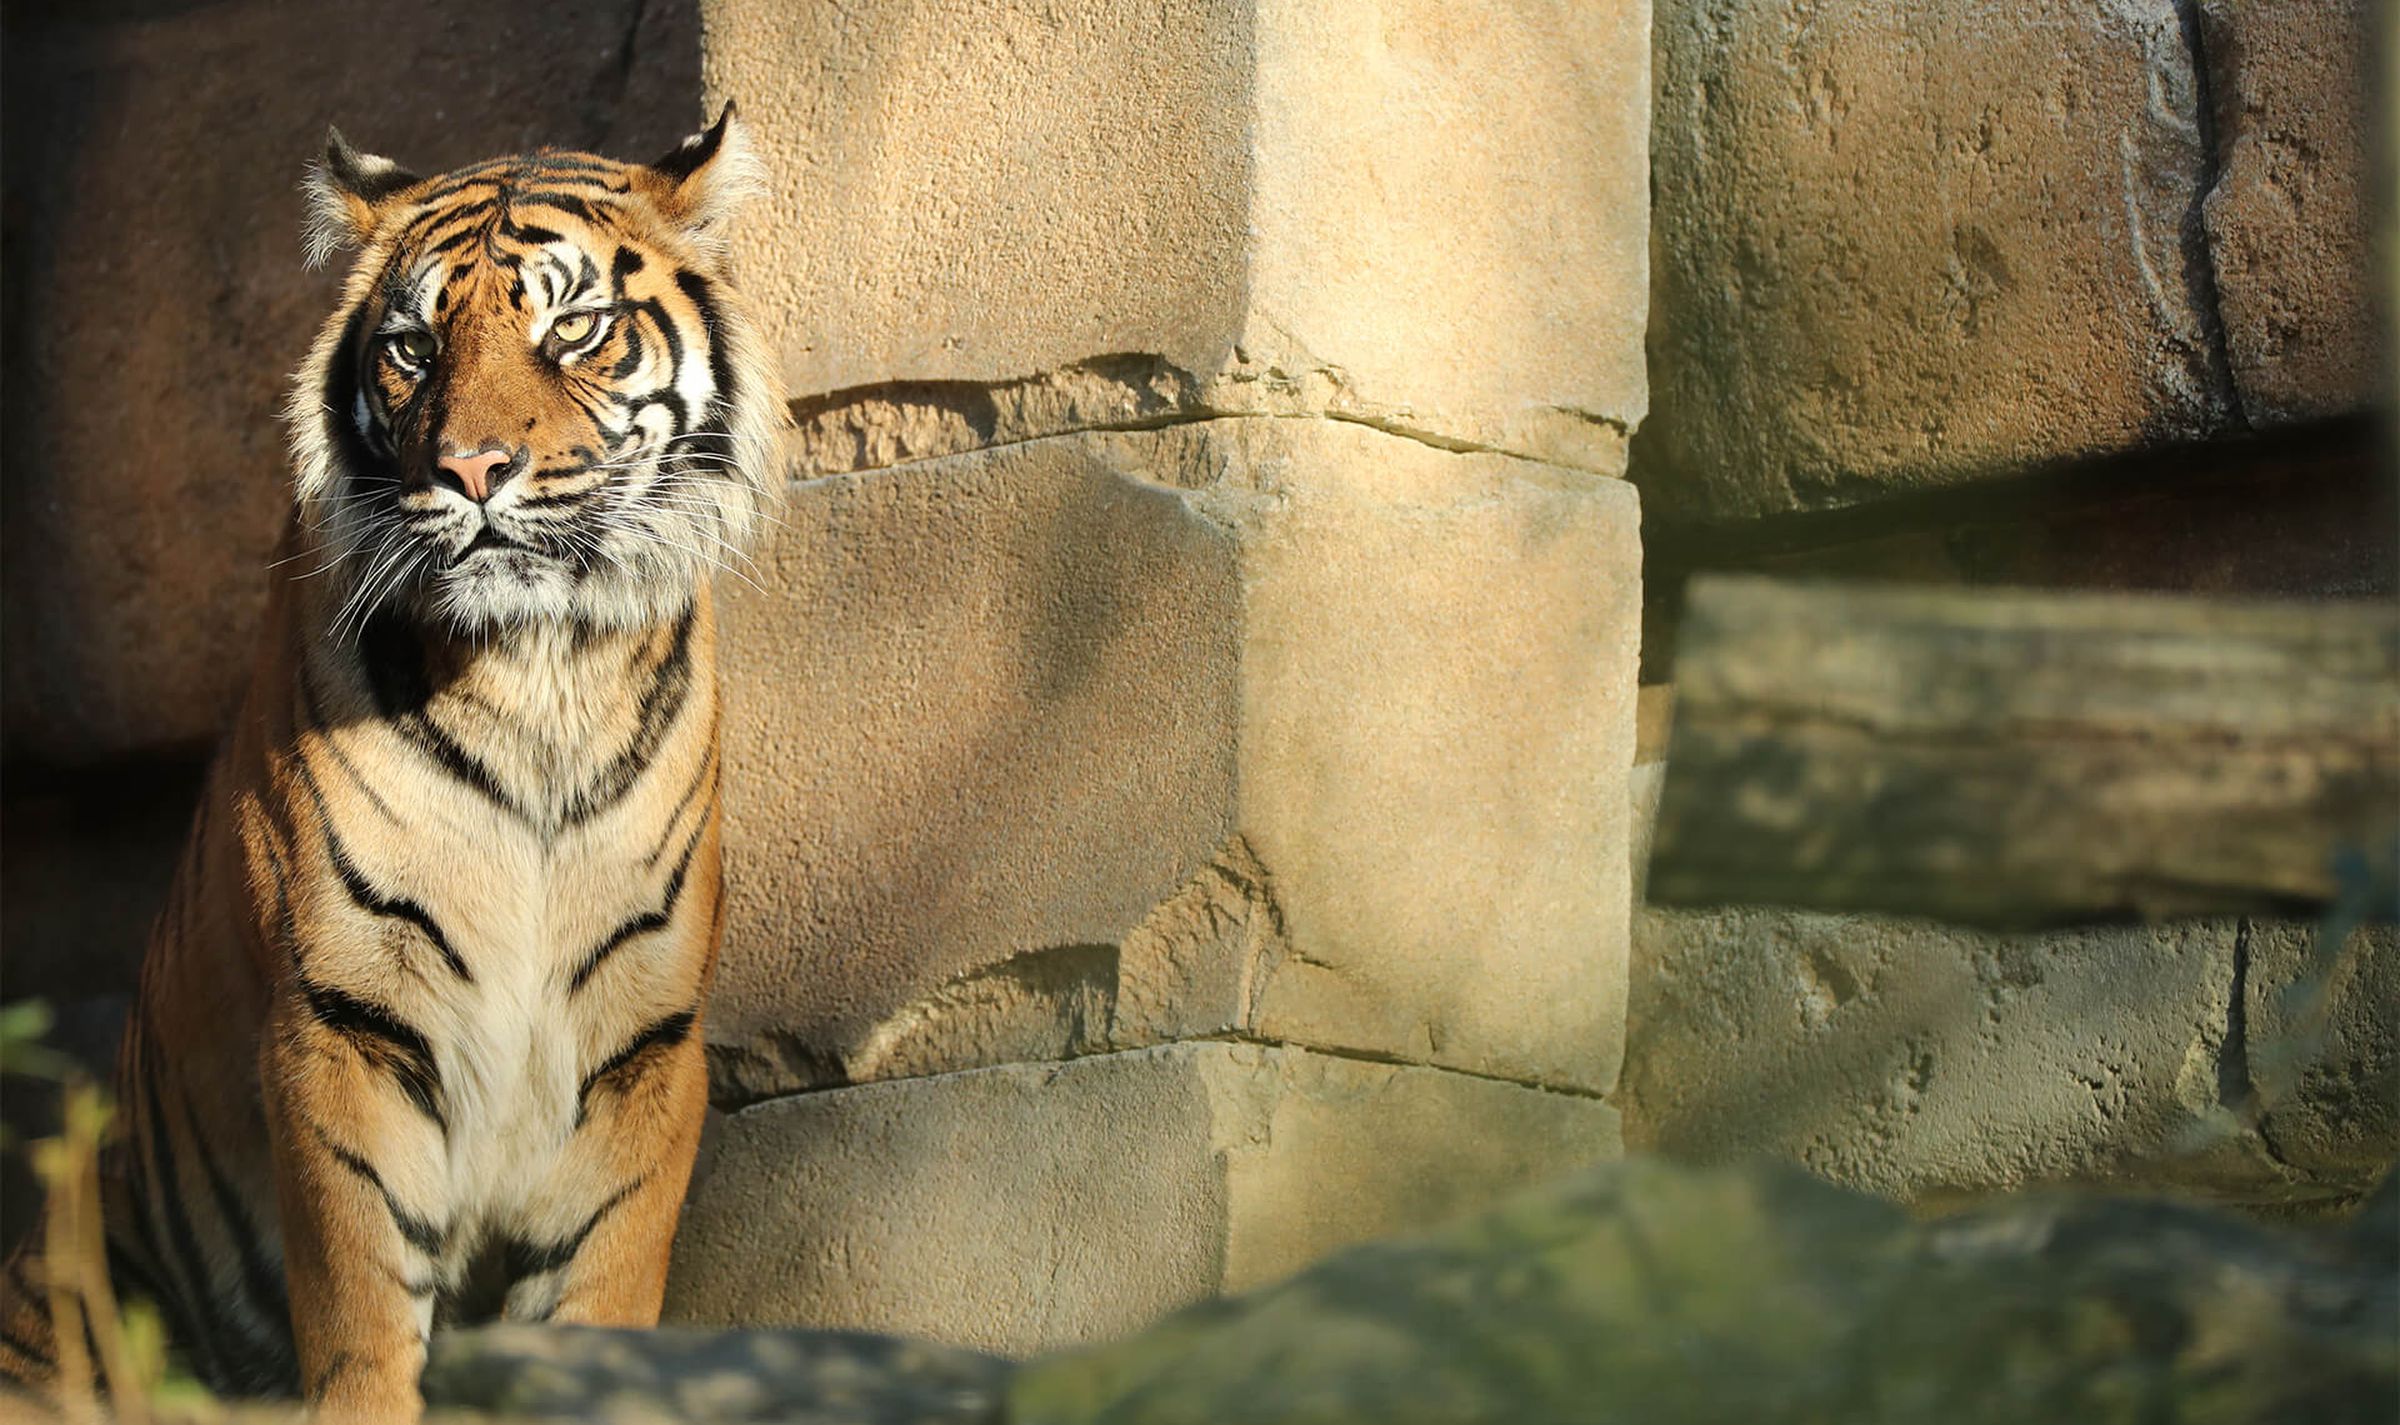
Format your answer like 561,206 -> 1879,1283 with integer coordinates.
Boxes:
288,108 -> 780,636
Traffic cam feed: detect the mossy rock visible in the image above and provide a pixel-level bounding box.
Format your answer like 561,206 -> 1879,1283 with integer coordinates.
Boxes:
421,1323 -> 1008,1424
1010,1157 -> 2397,1425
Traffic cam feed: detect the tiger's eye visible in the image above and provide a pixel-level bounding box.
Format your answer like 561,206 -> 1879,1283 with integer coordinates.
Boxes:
550,312 -> 598,346
391,330 -> 436,364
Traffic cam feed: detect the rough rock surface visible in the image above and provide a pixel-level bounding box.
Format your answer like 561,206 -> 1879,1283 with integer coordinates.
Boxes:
0,0 -> 704,765
707,429 -> 1242,1102
701,0 -> 1649,474
2198,0 -> 2379,426
1626,701 -> 2396,1209
1008,1156 -> 2399,1425
423,1324 -> 1008,1424
1641,0 -> 2235,521
710,419 -> 1640,1103
2245,913 -> 2400,1187
1625,901 -> 2397,1209
665,1042 -> 1619,1355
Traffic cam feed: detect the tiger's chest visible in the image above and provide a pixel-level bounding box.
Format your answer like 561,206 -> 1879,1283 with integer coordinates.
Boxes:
392,823 -> 694,1219
285,611 -> 718,1267
293,723 -> 714,1237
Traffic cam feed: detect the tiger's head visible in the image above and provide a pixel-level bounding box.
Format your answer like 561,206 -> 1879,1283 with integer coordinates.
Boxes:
287,105 -> 780,637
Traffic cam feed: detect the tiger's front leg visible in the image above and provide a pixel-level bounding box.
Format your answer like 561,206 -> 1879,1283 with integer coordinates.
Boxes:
260,996 -> 447,1422
503,1012 -> 710,1327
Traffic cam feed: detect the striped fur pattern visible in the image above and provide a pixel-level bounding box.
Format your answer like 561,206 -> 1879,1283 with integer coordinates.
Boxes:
1,106 -> 780,1421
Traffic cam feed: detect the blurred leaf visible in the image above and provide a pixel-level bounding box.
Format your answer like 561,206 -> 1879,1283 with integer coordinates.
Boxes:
0,999 -> 72,1080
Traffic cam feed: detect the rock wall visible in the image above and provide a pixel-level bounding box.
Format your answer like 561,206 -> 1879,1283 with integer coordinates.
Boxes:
663,0 -> 1651,1352
1622,0 -> 2393,1215
1624,669 -> 2397,1212
1638,0 -> 2381,524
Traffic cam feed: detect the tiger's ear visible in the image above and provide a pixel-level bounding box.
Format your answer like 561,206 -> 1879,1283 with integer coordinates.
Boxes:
647,102 -> 764,245
302,128 -> 419,269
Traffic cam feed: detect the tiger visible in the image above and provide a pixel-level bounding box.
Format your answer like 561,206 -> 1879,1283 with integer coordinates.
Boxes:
0,104 -> 781,1421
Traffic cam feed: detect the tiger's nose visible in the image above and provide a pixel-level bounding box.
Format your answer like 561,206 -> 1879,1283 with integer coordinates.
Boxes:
437,448 -> 515,503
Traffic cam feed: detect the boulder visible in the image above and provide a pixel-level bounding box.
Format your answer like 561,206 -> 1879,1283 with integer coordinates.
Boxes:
1625,902 -> 2397,1210
1624,694 -> 2397,1210
423,1323 -> 1008,1424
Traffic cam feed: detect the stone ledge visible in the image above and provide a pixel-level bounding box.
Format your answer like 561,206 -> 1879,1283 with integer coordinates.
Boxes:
782,358 -> 1634,481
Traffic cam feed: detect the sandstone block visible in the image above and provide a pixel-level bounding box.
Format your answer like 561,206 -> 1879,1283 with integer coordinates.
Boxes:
1641,0 -> 2233,521
709,420 -> 1639,1102
2198,0 -> 2380,426
708,434 -> 1243,1100
1221,422 -> 1640,1092
0,0 -> 703,765
664,1042 -> 1621,1355
701,0 -> 1648,473
2246,914 -> 2400,1185
1624,889 -> 2397,1209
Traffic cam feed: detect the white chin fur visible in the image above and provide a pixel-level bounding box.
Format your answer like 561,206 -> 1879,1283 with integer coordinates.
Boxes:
416,549 -> 701,632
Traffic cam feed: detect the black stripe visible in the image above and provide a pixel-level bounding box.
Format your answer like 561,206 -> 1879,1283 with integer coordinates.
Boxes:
297,667 -> 397,821
259,829 -> 301,966
509,483 -> 600,512
566,817 -> 706,995
499,219 -> 564,247
406,166 -> 508,206
425,221 -> 487,257
313,1128 -> 444,1257
177,1096 -> 294,1350
644,743 -> 716,868
611,245 -> 645,293
409,710 -> 517,814
287,750 -> 466,983
576,1007 -> 697,1124
559,605 -> 696,829
500,1176 -> 642,1282
137,1055 -> 233,1377
605,318 -> 651,380
309,1349 -> 357,1401
527,153 -> 623,179
0,1325 -> 52,1370
299,981 -> 446,1133
624,387 -> 691,433
321,822 -> 470,981
511,191 -> 605,223
319,305 -> 396,491
357,615 -> 526,823
4,1259 -> 43,1306
568,248 -> 601,302
620,295 -> 686,380
101,1234 -> 192,1356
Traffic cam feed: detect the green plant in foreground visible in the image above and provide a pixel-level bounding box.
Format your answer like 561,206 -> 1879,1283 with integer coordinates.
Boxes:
4,1000 -> 214,1423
